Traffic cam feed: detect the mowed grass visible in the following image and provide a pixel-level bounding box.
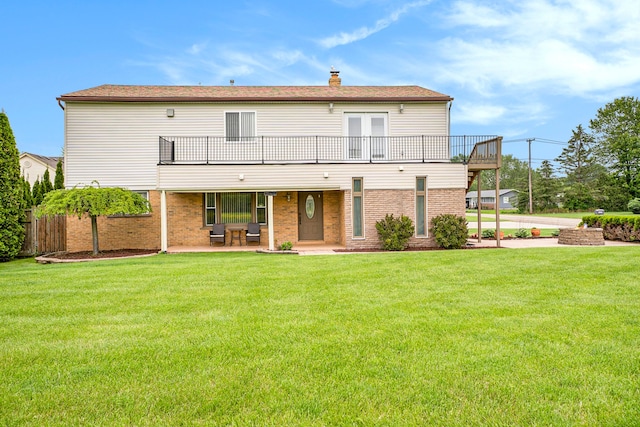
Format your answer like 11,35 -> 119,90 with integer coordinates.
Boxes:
1,249 -> 640,426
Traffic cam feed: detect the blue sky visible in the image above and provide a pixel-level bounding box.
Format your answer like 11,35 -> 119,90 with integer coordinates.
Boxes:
2,0 -> 639,168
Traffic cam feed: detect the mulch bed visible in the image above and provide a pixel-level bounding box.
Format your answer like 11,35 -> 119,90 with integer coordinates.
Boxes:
39,249 -> 159,261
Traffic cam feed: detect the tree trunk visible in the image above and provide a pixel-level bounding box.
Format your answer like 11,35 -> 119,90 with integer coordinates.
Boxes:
90,215 -> 99,255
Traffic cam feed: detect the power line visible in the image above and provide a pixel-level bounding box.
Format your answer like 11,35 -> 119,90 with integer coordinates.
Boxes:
502,137 -> 567,145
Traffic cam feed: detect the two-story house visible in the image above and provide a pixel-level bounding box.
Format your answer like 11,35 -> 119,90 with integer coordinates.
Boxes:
57,70 -> 501,252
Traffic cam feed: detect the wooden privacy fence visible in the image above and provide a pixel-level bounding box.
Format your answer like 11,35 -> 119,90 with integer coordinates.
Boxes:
20,209 -> 66,256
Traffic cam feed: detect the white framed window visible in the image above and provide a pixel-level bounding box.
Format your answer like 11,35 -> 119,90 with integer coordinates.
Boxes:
205,193 -> 216,225
344,113 -> 388,160
204,192 -> 268,226
352,178 -> 364,238
256,192 -> 267,224
416,177 -> 427,237
225,111 -> 256,142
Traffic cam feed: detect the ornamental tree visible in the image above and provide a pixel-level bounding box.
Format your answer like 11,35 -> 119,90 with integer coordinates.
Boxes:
36,184 -> 151,255
0,111 -> 25,261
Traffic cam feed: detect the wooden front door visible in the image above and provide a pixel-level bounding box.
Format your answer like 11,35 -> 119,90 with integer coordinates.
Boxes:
298,192 -> 324,241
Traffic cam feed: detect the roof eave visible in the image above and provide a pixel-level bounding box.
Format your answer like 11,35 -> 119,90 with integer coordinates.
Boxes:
57,95 -> 453,103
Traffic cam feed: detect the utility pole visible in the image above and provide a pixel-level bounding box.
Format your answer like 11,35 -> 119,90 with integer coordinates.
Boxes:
528,138 -> 533,214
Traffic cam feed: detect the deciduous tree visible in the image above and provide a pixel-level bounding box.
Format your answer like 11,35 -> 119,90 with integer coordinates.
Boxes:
36,184 -> 151,255
590,96 -> 640,199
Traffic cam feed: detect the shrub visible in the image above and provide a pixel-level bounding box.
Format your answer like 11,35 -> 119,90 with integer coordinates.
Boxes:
628,198 -> 640,214
515,228 -> 530,238
581,215 -> 640,241
279,241 -> 293,251
375,214 -> 414,251
430,214 -> 468,249
481,228 -> 496,239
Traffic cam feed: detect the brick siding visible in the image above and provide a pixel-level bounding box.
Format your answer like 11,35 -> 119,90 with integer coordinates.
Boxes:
66,191 -> 161,252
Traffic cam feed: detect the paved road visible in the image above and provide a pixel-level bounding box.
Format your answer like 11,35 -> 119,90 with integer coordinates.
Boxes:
468,214 -> 581,229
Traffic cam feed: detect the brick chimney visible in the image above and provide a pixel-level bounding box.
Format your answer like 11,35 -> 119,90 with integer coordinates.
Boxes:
329,67 -> 341,87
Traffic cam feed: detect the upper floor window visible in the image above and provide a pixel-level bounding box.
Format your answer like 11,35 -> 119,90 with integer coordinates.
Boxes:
225,112 -> 256,142
344,113 -> 388,160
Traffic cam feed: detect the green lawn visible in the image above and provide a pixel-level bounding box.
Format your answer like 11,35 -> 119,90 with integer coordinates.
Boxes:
467,228 -> 558,237
524,211 -> 634,218
2,250 -> 640,425
468,210 -> 635,219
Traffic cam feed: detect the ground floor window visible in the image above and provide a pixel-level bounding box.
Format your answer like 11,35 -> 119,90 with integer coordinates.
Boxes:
204,192 -> 267,225
416,177 -> 427,236
352,178 -> 363,238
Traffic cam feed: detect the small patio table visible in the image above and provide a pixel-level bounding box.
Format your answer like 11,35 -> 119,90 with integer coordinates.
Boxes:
227,225 -> 247,246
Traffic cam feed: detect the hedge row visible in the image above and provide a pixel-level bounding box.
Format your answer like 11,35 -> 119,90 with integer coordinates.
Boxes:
581,215 -> 640,242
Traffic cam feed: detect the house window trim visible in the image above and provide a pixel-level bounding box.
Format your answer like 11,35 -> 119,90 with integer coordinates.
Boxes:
108,190 -> 151,218
415,176 -> 428,238
352,177 -> 364,239
204,191 -> 268,226
343,112 -> 389,160
224,111 -> 257,143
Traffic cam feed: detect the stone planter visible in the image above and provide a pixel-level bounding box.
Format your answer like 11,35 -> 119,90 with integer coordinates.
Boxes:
558,228 -> 604,246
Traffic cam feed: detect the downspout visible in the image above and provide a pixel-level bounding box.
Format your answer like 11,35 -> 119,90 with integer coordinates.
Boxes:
57,99 -> 65,111
447,100 -> 453,135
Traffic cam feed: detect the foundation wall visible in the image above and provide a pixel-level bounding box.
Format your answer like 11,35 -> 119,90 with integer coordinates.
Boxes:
343,187 -> 466,250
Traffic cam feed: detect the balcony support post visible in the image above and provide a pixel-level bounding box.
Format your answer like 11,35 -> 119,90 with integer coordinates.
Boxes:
268,194 -> 275,251
160,190 -> 168,252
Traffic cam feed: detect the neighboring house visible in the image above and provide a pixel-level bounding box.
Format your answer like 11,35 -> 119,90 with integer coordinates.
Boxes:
466,189 -> 519,209
57,70 -> 502,252
19,152 -> 62,187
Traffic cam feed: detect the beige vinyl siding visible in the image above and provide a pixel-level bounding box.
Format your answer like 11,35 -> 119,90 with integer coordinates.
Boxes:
64,101 -> 450,189
157,163 -> 466,192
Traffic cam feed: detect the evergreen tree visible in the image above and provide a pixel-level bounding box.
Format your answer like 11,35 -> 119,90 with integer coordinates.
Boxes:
535,160 -> 560,211
32,179 -> 44,206
21,176 -> 33,208
42,169 -> 54,195
54,159 -> 64,189
555,125 -> 595,185
555,125 -> 602,211
0,111 -> 25,261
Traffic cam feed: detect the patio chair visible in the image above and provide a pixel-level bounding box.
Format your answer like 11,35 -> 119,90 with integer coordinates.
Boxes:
245,223 -> 261,245
209,223 -> 226,245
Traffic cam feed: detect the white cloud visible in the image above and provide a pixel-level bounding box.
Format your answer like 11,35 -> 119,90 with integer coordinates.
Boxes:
187,43 -> 207,55
436,0 -> 640,98
454,103 -> 507,124
318,0 -> 433,48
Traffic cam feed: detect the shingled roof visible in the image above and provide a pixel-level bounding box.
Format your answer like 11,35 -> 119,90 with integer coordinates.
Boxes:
58,84 -> 452,103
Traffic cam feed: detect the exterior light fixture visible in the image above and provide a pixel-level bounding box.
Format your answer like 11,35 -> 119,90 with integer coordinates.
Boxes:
329,103 -> 334,113
399,104 -> 404,113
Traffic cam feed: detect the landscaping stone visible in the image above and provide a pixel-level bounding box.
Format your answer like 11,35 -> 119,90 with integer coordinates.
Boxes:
558,228 -> 604,246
